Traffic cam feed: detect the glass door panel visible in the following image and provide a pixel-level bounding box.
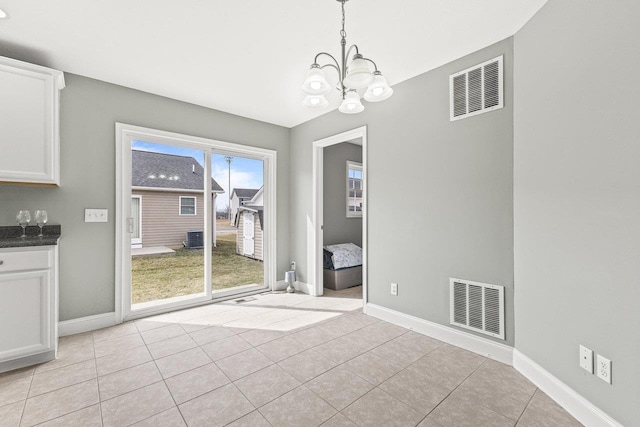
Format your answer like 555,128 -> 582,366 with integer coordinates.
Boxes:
211,152 -> 266,296
130,141 -> 208,309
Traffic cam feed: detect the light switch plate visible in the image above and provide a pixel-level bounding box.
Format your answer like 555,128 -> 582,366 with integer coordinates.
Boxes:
579,345 -> 593,373
85,208 -> 108,223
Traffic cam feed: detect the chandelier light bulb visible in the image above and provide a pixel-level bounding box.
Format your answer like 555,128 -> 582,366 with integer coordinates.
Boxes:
302,94 -> 329,109
339,90 -> 365,114
302,65 -> 331,95
364,71 -> 394,102
343,54 -> 374,90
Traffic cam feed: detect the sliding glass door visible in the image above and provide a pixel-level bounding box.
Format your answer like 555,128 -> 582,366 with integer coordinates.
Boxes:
116,124 -> 276,321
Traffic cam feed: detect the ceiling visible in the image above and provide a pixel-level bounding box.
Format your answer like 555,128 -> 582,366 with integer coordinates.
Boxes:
0,0 -> 547,128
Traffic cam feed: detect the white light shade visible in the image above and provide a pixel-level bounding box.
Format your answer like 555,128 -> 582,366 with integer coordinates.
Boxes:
339,91 -> 365,114
364,72 -> 393,102
0,8 -> 7,19
302,66 -> 331,95
302,94 -> 329,109
343,55 -> 374,89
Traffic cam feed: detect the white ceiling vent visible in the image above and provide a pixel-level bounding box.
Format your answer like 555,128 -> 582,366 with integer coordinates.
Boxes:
450,56 -> 504,121
450,278 -> 505,340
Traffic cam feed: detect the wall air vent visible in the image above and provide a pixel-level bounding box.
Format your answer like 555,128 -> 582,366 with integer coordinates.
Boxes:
450,56 -> 504,121
450,278 -> 505,340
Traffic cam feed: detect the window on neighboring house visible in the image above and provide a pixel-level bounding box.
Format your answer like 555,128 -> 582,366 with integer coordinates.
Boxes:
179,196 -> 196,215
346,161 -> 363,218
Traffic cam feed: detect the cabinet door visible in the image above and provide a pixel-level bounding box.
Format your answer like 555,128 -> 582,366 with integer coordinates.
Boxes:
0,58 -> 63,185
0,270 -> 52,361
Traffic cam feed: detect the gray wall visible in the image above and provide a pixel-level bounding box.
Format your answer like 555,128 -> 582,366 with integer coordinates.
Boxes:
513,1 -> 640,424
323,142 -> 363,247
0,73 -> 290,321
290,39 -> 515,345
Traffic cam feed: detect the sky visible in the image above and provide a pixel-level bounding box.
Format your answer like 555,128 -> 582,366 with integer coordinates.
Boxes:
132,141 -> 263,210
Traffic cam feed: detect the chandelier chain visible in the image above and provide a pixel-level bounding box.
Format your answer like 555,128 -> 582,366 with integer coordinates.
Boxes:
340,0 -> 347,40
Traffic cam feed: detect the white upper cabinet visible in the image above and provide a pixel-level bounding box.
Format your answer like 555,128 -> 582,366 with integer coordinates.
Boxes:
0,56 -> 65,185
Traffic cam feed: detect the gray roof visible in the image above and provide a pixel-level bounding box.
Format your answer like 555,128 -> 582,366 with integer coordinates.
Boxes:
132,150 -> 224,192
232,188 -> 259,199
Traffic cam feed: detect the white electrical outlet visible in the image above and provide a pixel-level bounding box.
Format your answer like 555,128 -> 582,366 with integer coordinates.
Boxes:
579,345 -> 593,373
390,282 -> 398,296
85,208 -> 108,223
596,354 -> 612,384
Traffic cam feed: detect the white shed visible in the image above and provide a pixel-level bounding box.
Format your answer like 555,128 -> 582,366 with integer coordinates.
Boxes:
235,206 -> 263,261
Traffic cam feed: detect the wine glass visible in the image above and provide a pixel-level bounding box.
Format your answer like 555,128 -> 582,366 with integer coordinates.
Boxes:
16,210 -> 31,238
35,210 -> 48,237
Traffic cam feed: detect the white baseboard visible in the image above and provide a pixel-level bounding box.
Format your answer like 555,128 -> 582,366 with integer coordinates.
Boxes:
58,312 -> 117,336
365,303 -> 514,365
274,280 -> 288,292
294,281 -> 313,295
513,351 -> 622,427
275,280 -> 313,295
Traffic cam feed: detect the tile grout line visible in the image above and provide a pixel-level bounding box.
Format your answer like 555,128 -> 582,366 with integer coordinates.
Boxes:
92,331 -> 105,427
414,356 -> 490,425
22,379 -> 99,426
135,325 -> 186,426
513,386 -> 539,426
17,368 -> 35,427
447,357 -> 531,424
18,333 -> 99,426
362,339 -> 447,392
97,325 -> 168,424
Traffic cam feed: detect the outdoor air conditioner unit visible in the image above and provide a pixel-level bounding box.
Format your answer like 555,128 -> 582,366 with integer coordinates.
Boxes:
185,230 -> 204,249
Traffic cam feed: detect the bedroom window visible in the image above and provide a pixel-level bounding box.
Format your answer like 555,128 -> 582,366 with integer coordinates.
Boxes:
346,161 -> 363,218
179,196 -> 196,215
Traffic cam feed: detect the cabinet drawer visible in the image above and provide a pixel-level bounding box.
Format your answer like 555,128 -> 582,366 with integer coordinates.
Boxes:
0,249 -> 51,273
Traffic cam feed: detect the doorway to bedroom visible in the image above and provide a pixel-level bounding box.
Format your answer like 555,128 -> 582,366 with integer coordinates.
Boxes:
312,126 -> 367,305
322,140 -> 363,295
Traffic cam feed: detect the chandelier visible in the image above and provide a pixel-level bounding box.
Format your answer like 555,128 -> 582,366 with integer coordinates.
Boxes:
302,0 -> 393,114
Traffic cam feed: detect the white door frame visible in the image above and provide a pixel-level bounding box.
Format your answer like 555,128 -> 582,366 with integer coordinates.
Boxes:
115,123 -> 277,322
311,126 -> 368,307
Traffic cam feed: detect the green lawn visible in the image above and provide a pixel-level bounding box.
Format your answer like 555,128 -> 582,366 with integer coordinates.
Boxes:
132,233 -> 263,304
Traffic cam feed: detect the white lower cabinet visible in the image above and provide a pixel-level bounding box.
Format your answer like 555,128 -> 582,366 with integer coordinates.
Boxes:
0,246 -> 58,372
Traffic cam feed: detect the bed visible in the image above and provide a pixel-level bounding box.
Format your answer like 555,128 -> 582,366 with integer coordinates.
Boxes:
323,243 -> 362,290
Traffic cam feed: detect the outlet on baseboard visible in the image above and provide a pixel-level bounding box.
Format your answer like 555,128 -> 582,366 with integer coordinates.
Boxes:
596,354 -> 612,384
390,282 -> 398,296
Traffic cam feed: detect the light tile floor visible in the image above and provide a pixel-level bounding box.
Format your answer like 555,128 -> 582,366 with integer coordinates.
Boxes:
0,286 -> 583,426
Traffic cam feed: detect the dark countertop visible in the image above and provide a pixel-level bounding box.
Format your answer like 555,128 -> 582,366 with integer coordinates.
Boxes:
0,225 -> 61,248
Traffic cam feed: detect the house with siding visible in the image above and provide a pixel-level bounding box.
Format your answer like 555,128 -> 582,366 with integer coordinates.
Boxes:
229,188 -> 259,224
131,150 -> 224,249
